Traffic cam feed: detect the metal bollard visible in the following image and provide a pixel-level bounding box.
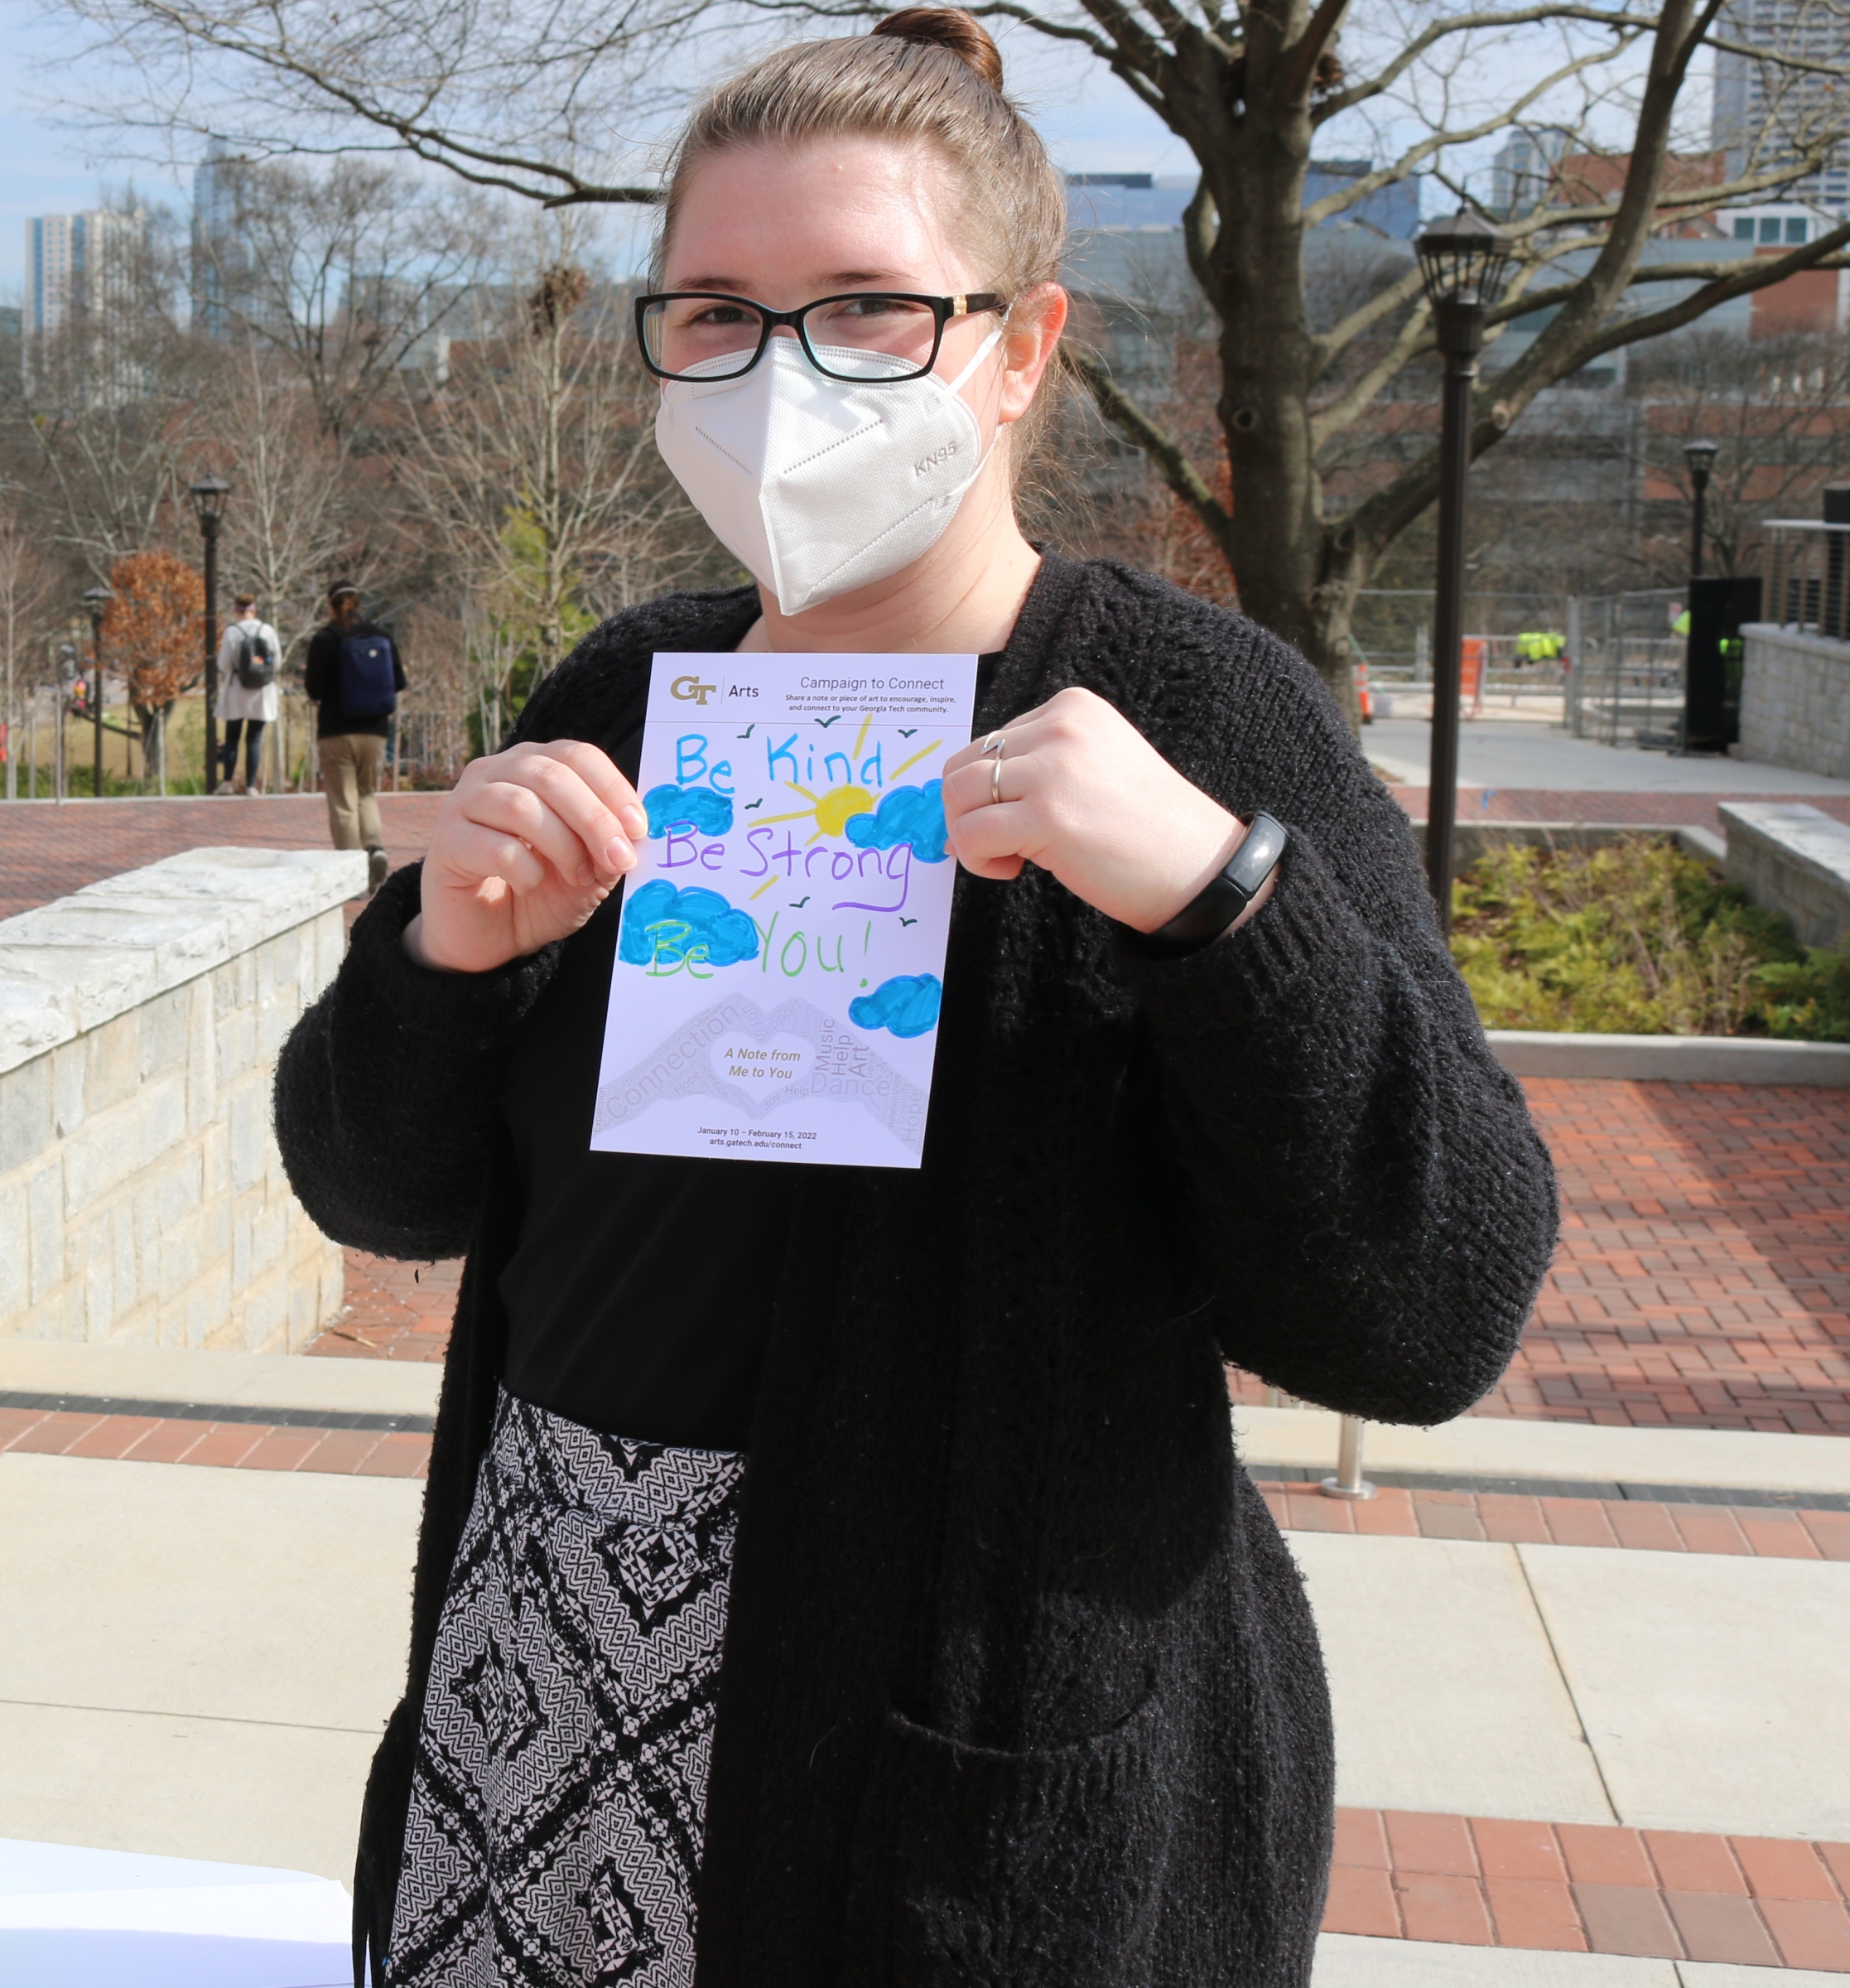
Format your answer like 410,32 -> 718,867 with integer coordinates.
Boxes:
1319,1415 -> 1375,1500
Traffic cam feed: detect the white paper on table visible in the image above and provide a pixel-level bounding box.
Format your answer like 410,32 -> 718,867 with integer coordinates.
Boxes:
591,651 -> 978,1169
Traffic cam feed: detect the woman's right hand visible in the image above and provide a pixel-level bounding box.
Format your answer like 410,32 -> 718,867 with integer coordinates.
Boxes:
403,741 -> 648,974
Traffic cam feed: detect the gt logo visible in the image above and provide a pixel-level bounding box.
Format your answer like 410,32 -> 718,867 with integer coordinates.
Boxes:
671,675 -> 718,705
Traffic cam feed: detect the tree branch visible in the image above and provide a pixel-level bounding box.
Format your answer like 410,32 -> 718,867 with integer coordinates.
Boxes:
1313,2 -> 1652,123
1270,0 -> 1351,106
1307,36 -> 1643,225
1062,347 -> 1232,549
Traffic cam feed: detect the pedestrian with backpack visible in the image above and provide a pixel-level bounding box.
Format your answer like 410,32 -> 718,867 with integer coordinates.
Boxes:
214,592 -> 282,794
305,581 -> 407,894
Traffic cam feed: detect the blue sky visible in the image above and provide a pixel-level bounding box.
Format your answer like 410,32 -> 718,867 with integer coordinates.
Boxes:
0,6 -> 179,297
0,4 -> 1192,296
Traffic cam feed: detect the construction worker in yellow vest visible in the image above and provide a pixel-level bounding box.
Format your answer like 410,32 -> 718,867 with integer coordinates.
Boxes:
1514,630 -> 1566,665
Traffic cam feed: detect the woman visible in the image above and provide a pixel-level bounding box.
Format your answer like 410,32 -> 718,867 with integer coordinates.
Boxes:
276,13 -> 1557,1986
215,591 -> 281,794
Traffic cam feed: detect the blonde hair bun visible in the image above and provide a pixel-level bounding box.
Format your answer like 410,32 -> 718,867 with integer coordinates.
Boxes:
870,8 -> 1004,93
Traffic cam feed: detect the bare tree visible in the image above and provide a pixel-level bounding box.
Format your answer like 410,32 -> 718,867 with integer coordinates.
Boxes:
400,229 -> 715,692
193,153 -> 499,441
24,196 -> 207,578
209,347 -> 371,661
47,0 -> 718,201
0,491 -> 66,800
1628,328 -> 1850,580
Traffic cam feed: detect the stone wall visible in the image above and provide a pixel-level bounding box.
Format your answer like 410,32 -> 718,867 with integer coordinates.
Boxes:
0,847 -> 364,1351
1721,802 -> 1850,950
1739,623 -> 1850,782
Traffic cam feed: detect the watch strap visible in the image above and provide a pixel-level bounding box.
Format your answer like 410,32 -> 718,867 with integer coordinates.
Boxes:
1119,813 -> 1289,960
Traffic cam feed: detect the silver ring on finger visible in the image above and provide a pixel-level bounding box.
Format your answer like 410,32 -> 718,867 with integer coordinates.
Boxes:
990,746 -> 1005,807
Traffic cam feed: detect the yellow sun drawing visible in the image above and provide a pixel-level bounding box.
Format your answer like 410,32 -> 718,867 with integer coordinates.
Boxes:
746,718 -> 945,899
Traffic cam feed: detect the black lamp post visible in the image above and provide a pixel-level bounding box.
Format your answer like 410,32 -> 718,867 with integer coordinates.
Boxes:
188,474 -> 232,793
1683,437 -> 1718,582
82,586 -> 113,799
1414,210 -> 1514,938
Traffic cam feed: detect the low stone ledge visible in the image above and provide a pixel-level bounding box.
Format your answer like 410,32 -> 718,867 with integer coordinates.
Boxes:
1718,800 -> 1850,950
0,848 -> 364,1077
1487,1029 -> 1850,1085
0,846 -> 364,1352
1740,621 -> 1850,782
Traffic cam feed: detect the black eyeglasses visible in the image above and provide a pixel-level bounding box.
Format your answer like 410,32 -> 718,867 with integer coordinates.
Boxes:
635,290 -> 1007,384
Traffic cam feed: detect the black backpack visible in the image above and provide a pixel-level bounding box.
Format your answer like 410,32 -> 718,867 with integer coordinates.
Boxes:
338,631 -> 398,717
235,625 -> 277,691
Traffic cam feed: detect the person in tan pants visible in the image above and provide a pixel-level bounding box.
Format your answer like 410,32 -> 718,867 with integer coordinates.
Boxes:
303,581 -> 407,892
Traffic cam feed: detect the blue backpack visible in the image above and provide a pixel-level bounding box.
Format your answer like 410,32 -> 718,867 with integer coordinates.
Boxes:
338,632 -> 397,718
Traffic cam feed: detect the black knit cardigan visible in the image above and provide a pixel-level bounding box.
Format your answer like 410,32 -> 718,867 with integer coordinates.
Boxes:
275,552 -> 1557,1988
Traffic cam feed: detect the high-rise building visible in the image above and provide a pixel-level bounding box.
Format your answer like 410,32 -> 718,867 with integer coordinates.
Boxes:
1712,0 -> 1850,210
192,136 -> 257,337
23,208 -> 149,399
1491,129 -> 1571,219
26,210 -> 145,337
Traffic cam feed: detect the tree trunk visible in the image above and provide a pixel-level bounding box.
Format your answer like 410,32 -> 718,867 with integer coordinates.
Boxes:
1175,22 -> 1374,731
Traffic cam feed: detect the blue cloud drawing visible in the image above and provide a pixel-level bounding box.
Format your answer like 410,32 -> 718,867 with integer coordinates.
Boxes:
619,880 -> 759,969
644,783 -> 734,837
844,780 -> 947,863
850,973 -> 942,1039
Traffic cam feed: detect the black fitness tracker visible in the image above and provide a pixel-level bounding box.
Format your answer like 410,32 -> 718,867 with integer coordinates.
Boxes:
1120,813 -> 1289,960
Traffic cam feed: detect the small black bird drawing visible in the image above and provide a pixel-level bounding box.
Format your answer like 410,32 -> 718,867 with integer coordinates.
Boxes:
899,916 -> 918,927
736,725 -> 755,738
790,896 -> 811,909
898,727 -> 918,737
744,799 -> 764,810
817,714 -> 843,727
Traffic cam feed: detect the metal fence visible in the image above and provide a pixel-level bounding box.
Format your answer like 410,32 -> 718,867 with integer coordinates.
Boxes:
1564,589 -> 1686,746
1763,519 -> 1850,644
1351,590 -> 1576,702
1351,586 -> 1689,746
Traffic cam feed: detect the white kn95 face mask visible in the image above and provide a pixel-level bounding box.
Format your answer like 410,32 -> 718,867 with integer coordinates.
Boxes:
654,328 -> 1004,616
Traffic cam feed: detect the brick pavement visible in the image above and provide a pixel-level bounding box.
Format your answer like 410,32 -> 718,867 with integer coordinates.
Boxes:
1223,1078 -> 1850,1434
14,1394 -> 1850,1567
306,1250 -> 461,1361
324,1078 -> 1850,1435
0,793 -> 446,919
1251,1481 -> 1850,1559
1327,1809 -> 1850,1966
1499,1078 -> 1850,1435
1390,787 -> 1850,835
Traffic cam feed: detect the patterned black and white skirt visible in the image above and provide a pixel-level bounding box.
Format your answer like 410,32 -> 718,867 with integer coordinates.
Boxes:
386,1389 -> 744,1988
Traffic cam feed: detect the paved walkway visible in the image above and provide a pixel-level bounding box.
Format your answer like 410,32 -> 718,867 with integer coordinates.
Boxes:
1392,786 -> 1850,835
0,793 -> 446,919
1371,712 -> 1850,805
7,1343 -> 1850,1979
314,1079 -> 1850,1438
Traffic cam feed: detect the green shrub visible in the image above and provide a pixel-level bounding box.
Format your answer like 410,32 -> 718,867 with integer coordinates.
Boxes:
1450,836 -> 1850,1041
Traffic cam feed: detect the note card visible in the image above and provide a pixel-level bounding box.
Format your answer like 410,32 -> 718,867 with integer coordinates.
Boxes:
590,652 -> 979,1168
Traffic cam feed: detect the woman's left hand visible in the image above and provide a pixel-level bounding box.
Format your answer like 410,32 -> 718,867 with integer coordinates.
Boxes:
941,686 -> 1267,934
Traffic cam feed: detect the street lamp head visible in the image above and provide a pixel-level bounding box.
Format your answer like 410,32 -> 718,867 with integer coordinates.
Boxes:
81,584 -> 113,621
1683,437 -> 1720,478
187,473 -> 232,526
1415,210 -> 1515,312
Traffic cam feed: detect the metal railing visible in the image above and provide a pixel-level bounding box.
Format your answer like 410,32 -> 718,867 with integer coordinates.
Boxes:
1763,520 -> 1850,646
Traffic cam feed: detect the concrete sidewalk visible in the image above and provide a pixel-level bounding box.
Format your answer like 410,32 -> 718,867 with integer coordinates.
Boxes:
0,1446 -> 417,1880
3,1344 -> 1847,1969
1366,717 -> 1850,799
